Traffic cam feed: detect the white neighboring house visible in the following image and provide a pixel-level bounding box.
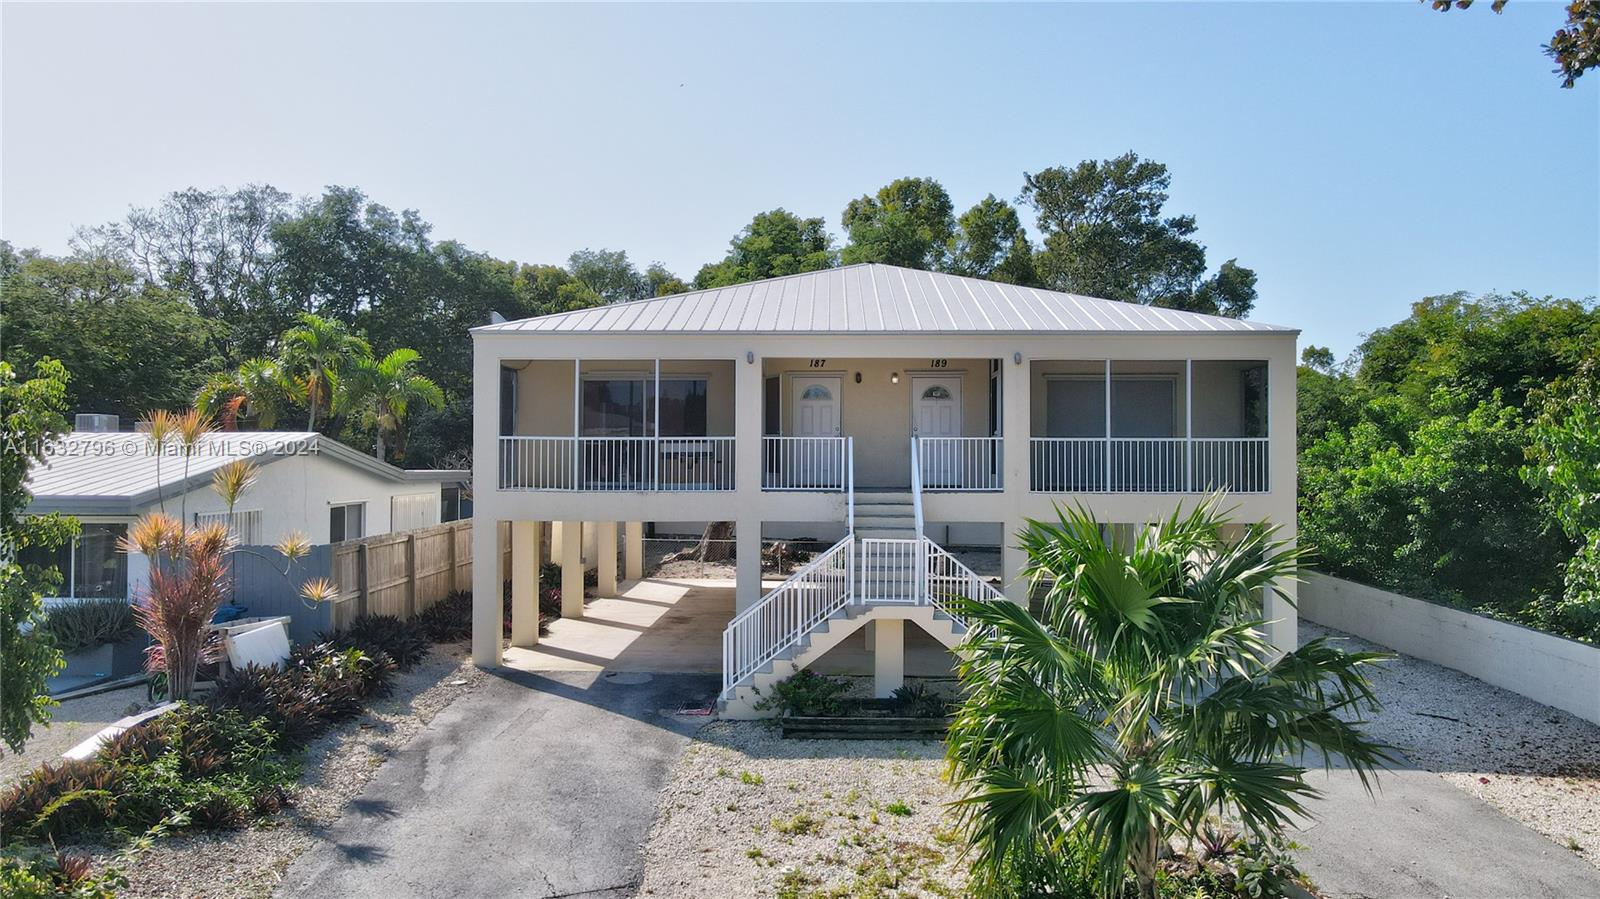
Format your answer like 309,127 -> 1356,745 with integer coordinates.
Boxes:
25,428 -> 467,604
468,263 -> 1299,716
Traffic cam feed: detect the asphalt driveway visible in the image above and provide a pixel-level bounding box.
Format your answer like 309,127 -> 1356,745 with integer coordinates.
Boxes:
276,668 -> 718,899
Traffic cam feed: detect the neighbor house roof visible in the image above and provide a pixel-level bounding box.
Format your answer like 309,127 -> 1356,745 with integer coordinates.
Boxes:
26,431 -> 466,516
473,263 -> 1294,336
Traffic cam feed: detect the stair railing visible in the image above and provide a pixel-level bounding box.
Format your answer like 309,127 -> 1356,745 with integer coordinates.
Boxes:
846,437 -> 856,534
922,537 -> 1005,622
721,534 -> 854,698
910,436 -> 927,602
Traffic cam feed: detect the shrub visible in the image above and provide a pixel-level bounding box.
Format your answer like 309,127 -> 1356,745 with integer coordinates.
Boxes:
321,614 -> 429,671
414,590 -> 472,642
0,758 -> 123,842
0,846 -> 124,899
753,670 -> 851,717
37,599 -> 139,654
206,662 -> 324,747
889,682 -> 951,719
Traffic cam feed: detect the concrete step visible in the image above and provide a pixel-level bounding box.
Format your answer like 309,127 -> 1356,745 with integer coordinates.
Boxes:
855,494 -> 913,505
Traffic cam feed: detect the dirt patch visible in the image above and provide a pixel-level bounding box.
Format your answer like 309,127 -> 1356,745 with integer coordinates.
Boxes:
640,720 -> 966,898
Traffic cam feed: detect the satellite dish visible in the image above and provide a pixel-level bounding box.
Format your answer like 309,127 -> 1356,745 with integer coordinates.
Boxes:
489,311 -> 507,324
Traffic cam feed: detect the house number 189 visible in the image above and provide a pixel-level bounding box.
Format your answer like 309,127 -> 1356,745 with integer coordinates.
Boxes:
930,359 -> 948,368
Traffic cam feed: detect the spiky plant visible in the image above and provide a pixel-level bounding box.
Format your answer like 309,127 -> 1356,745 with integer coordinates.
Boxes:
196,358 -> 288,430
141,410 -> 180,514
342,348 -> 445,462
944,497 -> 1393,899
122,519 -> 233,702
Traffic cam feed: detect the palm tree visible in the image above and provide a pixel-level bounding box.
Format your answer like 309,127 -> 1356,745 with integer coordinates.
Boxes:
279,313 -> 370,432
945,497 -> 1392,899
196,357 -> 289,430
344,348 -> 445,462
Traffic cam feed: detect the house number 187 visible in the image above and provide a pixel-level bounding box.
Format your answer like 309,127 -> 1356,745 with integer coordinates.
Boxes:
809,359 -> 827,367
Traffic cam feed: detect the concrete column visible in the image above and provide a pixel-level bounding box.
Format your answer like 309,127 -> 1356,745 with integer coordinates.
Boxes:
560,520 -> 585,619
582,522 -> 597,567
470,340 -> 503,668
596,520 -> 618,596
551,521 -> 563,561
734,351 -> 763,498
624,521 -> 644,580
1265,343 -> 1299,654
863,620 -> 875,652
735,517 -> 762,613
510,520 -> 541,647
470,517 -> 502,666
1002,518 -> 1030,605
873,618 -> 905,698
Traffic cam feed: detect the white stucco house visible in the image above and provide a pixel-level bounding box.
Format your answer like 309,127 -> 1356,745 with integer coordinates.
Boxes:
26,428 -> 467,603
468,263 -> 1298,716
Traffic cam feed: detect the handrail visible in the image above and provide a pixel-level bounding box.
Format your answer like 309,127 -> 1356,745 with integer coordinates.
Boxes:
922,537 -> 1005,621
846,437 -> 856,534
910,437 -> 926,602
721,535 -> 855,697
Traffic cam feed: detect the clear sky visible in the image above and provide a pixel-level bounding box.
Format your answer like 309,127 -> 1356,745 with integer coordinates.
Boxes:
3,2 -> 1595,359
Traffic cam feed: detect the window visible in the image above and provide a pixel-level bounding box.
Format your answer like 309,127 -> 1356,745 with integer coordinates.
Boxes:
655,378 -> 708,437
441,485 -> 464,522
195,510 -> 263,545
500,367 -> 518,436
921,385 -> 952,400
329,503 -> 366,543
582,378 -> 647,436
20,523 -> 129,599
800,384 -> 832,401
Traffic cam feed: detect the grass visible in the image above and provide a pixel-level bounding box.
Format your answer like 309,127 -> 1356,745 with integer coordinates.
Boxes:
884,800 -> 913,817
739,770 -> 765,786
773,812 -> 823,836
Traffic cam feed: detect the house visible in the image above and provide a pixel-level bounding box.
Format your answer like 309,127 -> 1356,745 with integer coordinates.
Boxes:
25,426 -> 467,604
467,263 -> 1298,716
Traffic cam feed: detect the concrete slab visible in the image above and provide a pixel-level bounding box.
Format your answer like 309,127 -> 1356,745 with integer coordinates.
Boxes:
504,578 -> 734,674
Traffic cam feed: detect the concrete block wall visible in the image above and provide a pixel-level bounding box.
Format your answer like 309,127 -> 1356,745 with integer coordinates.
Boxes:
1299,572 -> 1600,725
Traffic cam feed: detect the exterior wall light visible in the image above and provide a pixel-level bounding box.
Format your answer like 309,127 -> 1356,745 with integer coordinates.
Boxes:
891,372 -> 900,384
854,372 -> 862,384
746,351 -> 754,364
1013,351 -> 1022,365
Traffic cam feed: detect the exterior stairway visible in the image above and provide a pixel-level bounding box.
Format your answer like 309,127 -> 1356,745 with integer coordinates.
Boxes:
853,492 -> 918,603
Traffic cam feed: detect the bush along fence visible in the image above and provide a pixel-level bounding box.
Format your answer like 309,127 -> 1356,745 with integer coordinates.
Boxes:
231,520 -> 473,644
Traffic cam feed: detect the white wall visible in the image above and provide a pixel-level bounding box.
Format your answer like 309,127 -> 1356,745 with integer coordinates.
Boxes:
1300,573 -> 1600,726
149,454 -> 446,545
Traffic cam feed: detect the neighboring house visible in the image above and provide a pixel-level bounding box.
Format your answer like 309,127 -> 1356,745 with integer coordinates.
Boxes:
468,263 -> 1298,716
25,427 -> 467,603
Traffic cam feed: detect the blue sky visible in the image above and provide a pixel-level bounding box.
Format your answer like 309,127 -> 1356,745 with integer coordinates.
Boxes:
3,2 -> 1595,359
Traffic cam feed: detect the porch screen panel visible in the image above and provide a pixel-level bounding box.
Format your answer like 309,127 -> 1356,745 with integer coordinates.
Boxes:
653,378 -> 708,437
1037,379 -> 1107,492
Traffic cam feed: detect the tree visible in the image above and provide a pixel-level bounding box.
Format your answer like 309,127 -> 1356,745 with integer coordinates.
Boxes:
1019,152 -> 1256,317
645,263 -> 688,297
566,248 -> 651,304
947,195 -> 1038,284
694,209 -> 837,288
1425,0 -> 1600,88
946,499 -> 1390,899
123,515 -> 232,702
196,357 -> 290,430
0,242 -> 218,420
345,348 -> 446,462
840,176 -> 955,270
0,359 -> 77,754
279,313 -> 371,432
1523,355 -> 1600,638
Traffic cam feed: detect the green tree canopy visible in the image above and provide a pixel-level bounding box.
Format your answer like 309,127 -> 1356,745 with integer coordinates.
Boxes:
947,194 -> 1038,285
694,208 -> 837,288
1020,152 -> 1257,317
840,176 -> 955,270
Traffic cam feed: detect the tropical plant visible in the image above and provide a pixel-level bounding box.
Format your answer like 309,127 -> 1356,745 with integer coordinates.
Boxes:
0,358 -> 76,755
414,590 -> 473,642
121,516 -> 232,701
753,669 -> 851,717
945,498 -> 1392,899
279,312 -> 371,432
196,357 -> 289,430
140,409 -> 179,514
344,348 -> 445,462
37,599 -> 139,654
170,408 -> 216,526
321,613 -> 430,671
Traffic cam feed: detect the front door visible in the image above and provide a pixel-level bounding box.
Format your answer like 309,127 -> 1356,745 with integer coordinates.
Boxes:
912,376 -> 962,487
792,376 -> 841,486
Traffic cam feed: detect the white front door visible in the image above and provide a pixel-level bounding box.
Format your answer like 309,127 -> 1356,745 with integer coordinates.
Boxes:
912,376 -> 962,487
792,376 -> 841,486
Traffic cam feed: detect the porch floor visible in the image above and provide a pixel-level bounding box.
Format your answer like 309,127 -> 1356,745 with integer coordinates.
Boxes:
500,577 -> 957,678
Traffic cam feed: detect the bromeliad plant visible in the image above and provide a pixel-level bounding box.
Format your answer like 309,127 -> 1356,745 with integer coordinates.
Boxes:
945,497 -> 1393,899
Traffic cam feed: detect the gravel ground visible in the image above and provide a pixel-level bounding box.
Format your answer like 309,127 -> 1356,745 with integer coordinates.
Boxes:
1303,621 -> 1600,868
639,720 -> 967,898
1,684 -> 150,788
73,642 -> 485,899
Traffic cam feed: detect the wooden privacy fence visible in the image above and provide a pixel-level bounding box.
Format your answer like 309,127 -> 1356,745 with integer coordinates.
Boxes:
329,520 -> 474,628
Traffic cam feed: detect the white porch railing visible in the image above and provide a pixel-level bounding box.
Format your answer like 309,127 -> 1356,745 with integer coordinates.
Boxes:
1029,436 -> 1268,494
722,535 -> 854,696
916,436 -> 1003,491
498,435 -> 735,491
762,436 -> 848,491
858,538 -> 922,604
924,539 -> 1006,620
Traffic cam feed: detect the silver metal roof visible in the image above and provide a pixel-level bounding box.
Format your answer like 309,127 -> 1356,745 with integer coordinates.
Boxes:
474,263 -> 1293,335
26,431 -> 466,515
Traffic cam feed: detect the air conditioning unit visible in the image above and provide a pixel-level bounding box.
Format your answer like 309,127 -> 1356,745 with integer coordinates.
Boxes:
75,413 -> 121,433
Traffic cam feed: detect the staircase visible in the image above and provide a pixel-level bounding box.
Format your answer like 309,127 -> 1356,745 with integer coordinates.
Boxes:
718,439 -> 1005,718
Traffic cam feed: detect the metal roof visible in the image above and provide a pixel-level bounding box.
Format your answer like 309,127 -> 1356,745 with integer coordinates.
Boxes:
26,431 -> 466,515
474,263 -> 1293,336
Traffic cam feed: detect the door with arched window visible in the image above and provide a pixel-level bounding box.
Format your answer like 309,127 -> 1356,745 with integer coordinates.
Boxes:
791,376 -> 840,486
913,376 -> 962,487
